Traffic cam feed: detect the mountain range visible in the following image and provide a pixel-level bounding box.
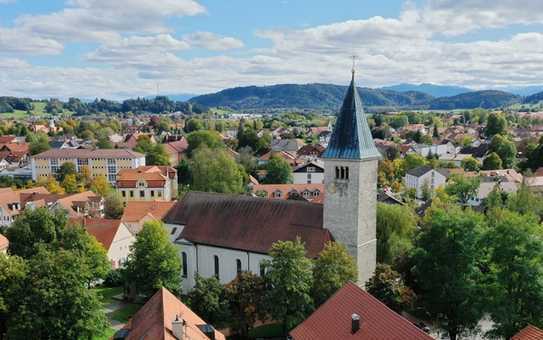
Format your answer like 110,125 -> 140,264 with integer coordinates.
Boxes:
189,83 -> 531,111
381,83 -> 472,97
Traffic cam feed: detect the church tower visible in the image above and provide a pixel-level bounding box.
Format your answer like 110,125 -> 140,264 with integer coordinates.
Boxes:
322,69 -> 382,286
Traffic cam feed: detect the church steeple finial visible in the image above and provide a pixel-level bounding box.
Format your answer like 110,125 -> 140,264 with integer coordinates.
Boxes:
351,55 -> 357,80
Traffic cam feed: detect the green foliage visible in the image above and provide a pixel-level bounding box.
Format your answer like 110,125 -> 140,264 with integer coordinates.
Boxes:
403,153 -> 427,171
366,264 -> 415,313
176,159 -> 192,186
411,206 -> 487,340
263,155 -> 293,184
376,203 -> 418,264
312,242 -> 357,306
90,175 -> 112,197
485,113 -> 507,137
506,184 -> 543,221
125,221 -> 181,298
485,210 -> 543,339
27,132 -> 50,155
445,175 -> 480,205
186,130 -> 223,155
190,146 -> 245,193
263,238 -> 313,334
62,173 -> 79,193
134,137 -> 170,165
461,156 -> 480,171
184,118 -> 205,133
225,272 -> 266,338
482,152 -> 503,170
489,134 -> 517,168
104,192 -> 124,219
187,275 -> 230,327
56,162 -> 77,182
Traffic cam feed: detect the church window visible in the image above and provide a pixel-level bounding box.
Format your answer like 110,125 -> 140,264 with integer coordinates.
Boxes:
345,167 -> 349,180
335,167 -> 340,179
236,259 -> 242,274
340,167 -> 345,179
214,255 -> 220,279
182,252 -> 188,278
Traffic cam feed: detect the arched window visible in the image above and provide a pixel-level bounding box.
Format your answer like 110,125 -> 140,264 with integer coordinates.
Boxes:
340,167 -> 345,179
214,255 -> 220,279
236,259 -> 242,274
345,167 -> 349,180
335,166 -> 340,179
182,252 -> 188,278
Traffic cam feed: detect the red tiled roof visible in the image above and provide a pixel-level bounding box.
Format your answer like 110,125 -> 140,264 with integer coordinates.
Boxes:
166,192 -> 331,257
125,287 -> 225,340
33,148 -> 144,159
0,143 -> 29,154
82,218 -> 121,251
117,166 -> 176,188
164,138 -> 188,154
512,325 -> 543,340
290,282 -> 434,340
0,234 -> 8,250
122,200 -> 176,222
0,135 -> 17,144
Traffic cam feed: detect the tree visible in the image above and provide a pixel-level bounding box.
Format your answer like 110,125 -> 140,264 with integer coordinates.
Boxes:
44,177 -> 65,194
485,113 -> 507,137
485,210 -> 543,339
411,206 -> 487,340
461,156 -> 480,171
56,162 -> 76,182
61,173 -> 79,193
90,175 -> 112,197
237,146 -> 257,176
187,275 -> 230,327
263,238 -> 313,335
376,203 -> 418,264
489,134 -> 517,168
0,254 -> 27,336
186,130 -> 223,155
403,153 -> 427,171
190,146 -> 245,193
366,264 -> 415,313
104,191 -> 124,219
263,155 -> 292,184
445,174 -> 480,205
125,221 -> 181,297
312,242 -> 357,306
27,132 -> 50,155
146,144 -> 170,166
225,272 -> 265,338
482,152 -> 503,170
184,118 -> 204,133
5,247 -> 108,339
506,184 -> 543,220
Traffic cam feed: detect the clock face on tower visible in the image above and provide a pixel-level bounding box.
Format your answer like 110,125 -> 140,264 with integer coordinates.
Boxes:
327,180 -> 348,196
326,181 -> 336,194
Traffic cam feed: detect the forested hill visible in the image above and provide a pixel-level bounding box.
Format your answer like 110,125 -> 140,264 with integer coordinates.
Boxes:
525,91 -> 543,104
190,84 -> 521,111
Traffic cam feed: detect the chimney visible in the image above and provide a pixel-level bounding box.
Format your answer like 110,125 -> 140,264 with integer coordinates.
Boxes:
351,313 -> 361,334
172,315 -> 184,340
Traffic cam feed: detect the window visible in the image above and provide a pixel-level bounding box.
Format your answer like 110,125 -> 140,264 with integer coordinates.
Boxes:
51,159 -> 59,174
272,190 -> 282,198
140,190 -> 145,198
182,252 -> 188,278
214,255 -> 220,279
170,227 -> 177,235
130,191 -> 134,198
236,259 -> 242,274
158,191 -> 162,197
335,166 -> 340,179
340,167 -> 345,179
121,191 -> 126,197
151,190 -> 155,197
345,167 -> 349,180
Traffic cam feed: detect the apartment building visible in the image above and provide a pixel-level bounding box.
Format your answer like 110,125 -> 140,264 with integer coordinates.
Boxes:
116,166 -> 178,202
31,149 -> 145,184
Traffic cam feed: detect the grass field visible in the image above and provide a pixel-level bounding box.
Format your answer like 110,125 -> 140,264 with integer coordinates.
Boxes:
109,303 -> 141,323
0,101 -> 74,119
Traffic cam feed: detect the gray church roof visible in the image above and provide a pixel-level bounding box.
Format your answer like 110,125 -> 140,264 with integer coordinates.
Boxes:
322,73 -> 382,161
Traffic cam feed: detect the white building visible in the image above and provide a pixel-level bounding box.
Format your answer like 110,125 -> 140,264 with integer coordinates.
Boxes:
165,71 -> 381,292
292,160 -> 325,184
404,165 -> 448,199
83,218 -> 136,269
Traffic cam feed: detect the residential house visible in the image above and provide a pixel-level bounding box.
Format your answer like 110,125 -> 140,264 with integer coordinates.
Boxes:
259,150 -> 300,167
121,200 -> 176,235
290,282 -> 434,340
293,160 -> 325,184
120,132 -> 156,149
0,234 -> 8,253
296,144 -> 325,162
163,138 -> 188,166
0,143 -> 30,168
464,169 -> 523,206
116,166 -> 177,202
0,187 -> 50,227
252,183 -> 324,203
31,149 -> 145,184
512,325 -> 543,340
54,191 -> 104,217
411,142 -> 456,159
118,287 -> 225,340
404,166 -> 448,199
271,138 -> 304,154
82,218 -> 135,269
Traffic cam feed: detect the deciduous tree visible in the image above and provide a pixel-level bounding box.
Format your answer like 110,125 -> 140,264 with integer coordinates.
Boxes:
376,203 -> 418,264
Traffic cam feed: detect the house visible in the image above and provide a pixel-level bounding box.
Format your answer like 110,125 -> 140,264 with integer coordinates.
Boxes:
121,200 -> 176,235
31,149 -> 145,184
293,160 -> 325,184
0,187 -> 50,227
411,142 -> 456,159
116,166 -> 178,201
462,170 -> 523,206
252,183 -> 324,203
54,191 -> 104,218
525,176 -> 543,193
118,287 -> 225,340
296,144 -> 325,162
404,166 -> 448,199
271,138 -> 304,154
0,143 -> 30,167
166,71 -> 382,292
512,324 -> 543,340
259,150 -> 300,167
0,234 -> 8,253
121,132 -> 156,150
82,218 -> 135,269
164,138 -> 189,166
290,282 -> 434,340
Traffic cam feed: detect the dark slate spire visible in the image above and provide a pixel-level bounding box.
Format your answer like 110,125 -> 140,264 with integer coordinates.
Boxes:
322,71 -> 382,161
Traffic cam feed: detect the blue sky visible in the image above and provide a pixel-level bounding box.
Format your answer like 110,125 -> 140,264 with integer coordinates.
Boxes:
1,0 -> 543,99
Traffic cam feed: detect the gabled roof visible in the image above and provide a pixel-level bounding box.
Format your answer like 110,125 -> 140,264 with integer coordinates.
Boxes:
512,325 -> 543,340
406,165 -> 434,177
82,218 -> 122,251
0,234 -> 8,251
124,287 -> 225,340
122,200 -> 176,223
164,138 -> 188,154
165,192 -> 331,257
322,73 -> 381,161
290,282 -> 434,340
33,149 -> 144,159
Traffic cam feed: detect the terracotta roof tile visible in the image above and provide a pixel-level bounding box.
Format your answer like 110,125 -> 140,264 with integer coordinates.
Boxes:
0,234 -> 8,251
81,218 -> 121,251
33,148 -> 144,159
512,325 -> 543,340
122,200 -> 176,222
166,192 -> 331,257
125,287 -> 225,340
164,138 -> 188,154
290,282 -> 434,340
117,166 -> 175,188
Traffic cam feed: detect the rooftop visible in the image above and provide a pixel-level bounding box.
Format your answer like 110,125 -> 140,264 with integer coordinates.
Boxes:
33,148 -> 144,159
512,325 -> 543,340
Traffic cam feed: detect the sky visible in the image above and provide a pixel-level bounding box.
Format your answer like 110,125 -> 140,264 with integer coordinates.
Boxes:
1,0 -> 543,99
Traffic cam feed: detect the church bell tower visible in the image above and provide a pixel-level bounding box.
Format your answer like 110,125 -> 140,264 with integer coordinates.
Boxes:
322,69 -> 382,286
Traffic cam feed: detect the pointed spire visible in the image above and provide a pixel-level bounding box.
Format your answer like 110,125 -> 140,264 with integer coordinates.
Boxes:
322,70 -> 382,161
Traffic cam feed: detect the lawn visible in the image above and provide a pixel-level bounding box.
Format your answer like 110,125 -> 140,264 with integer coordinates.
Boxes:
109,303 -> 142,323
94,286 -> 123,305
0,101 -> 74,118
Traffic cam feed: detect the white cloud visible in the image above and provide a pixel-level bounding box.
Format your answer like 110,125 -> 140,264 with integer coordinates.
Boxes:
0,28 -> 64,55
184,32 -> 244,51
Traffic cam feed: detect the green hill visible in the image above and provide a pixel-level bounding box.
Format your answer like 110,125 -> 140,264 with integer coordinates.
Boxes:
429,90 -> 520,110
